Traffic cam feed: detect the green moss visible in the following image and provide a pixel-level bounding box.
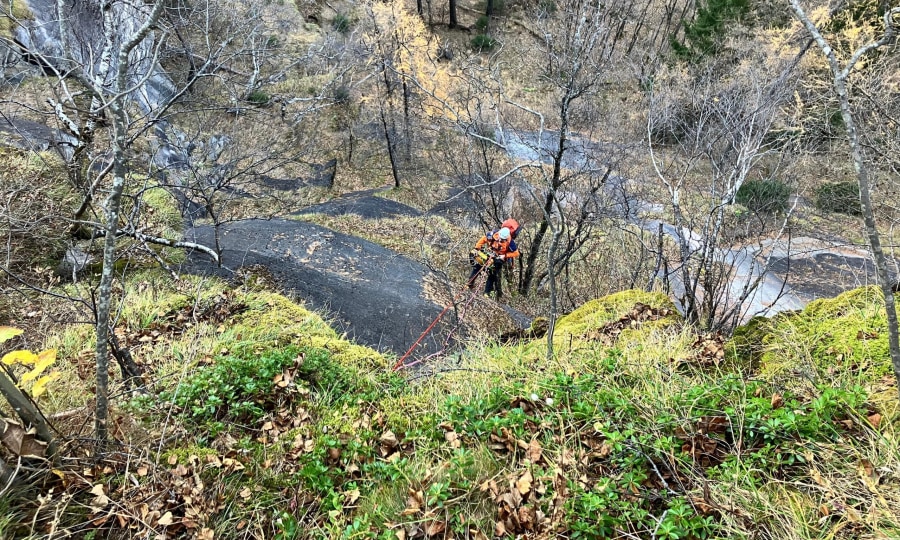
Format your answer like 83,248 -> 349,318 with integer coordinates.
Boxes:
727,314 -> 770,364
554,289 -> 680,338
237,292 -> 334,340
141,183 -> 183,238
381,392 -> 435,434
301,335 -> 387,370
119,271 -> 193,329
161,444 -> 217,465
236,291 -> 387,369
0,0 -> 33,39
733,286 -> 894,386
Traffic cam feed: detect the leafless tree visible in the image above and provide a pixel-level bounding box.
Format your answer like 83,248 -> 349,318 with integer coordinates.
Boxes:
790,0 -> 900,398
0,0 -> 335,445
646,46 -> 802,331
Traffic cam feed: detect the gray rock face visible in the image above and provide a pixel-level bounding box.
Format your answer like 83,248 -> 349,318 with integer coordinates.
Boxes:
181,219 -> 453,356
17,0 -> 176,112
294,187 -> 421,219
0,116 -> 77,159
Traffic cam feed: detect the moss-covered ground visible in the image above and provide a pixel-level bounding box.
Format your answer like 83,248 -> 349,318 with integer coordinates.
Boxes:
1,275 -> 898,539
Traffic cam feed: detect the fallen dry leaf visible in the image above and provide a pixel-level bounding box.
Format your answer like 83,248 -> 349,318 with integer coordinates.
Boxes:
158,511 -> 174,526
444,430 -> 461,449
425,520 -> 446,537
770,393 -> 784,409
90,484 -> 110,508
516,471 -> 533,496
525,439 -> 542,463
380,430 -> 399,448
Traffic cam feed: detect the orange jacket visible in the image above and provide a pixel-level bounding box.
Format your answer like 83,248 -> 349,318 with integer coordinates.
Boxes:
474,231 -> 520,259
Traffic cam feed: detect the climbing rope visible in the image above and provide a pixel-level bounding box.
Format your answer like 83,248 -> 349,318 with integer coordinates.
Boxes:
392,260 -> 495,371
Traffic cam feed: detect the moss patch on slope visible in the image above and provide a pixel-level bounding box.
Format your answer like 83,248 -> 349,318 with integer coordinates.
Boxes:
731,286 -> 896,392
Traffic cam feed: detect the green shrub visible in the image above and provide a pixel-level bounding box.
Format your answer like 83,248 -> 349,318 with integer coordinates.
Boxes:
165,347 -> 305,422
815,181 -> 860,216
333,84 -> 350,104
475,15 -> 489,31
332,13 -> 351,33
670,0 -> 751,60
734,179 -> 791,212
538,0 -> 557,15
471,34 -> 497,51
247,90 -> 271,105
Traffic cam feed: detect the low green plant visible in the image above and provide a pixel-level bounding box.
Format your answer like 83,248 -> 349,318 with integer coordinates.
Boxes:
470,34 -> 496,51
475,15 -> 489,31
734,179 -> 791,212
247,90 -> 271,105
815,181 -> 860,215
332,13 -> 352,33
538,0 -> 557,15
164,347 -> 302,422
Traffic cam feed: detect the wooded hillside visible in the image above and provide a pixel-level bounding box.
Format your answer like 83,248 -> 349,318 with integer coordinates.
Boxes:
0,0 -> 898,537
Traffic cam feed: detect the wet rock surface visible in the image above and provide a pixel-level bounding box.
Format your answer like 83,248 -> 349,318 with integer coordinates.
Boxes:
0,116 -> 76,159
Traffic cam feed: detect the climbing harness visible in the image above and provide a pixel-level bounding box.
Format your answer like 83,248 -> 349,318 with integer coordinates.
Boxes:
392,260 -> 494,371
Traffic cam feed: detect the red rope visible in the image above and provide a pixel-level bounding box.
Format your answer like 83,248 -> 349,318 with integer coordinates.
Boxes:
392,262 -> 491,371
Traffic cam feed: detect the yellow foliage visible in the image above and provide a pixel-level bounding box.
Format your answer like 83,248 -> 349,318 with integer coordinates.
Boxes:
0,327 -> 59,398
30,373 -> 60,398
2,349 -> 37,365
21,350 -> 57,383
0,326 -> 23,343
367,0 -> 462,122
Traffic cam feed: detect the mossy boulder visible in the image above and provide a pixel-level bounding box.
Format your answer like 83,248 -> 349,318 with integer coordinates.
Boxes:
554,290 -> 681,340
731,286 -> 894,386
236,291 -> 388,370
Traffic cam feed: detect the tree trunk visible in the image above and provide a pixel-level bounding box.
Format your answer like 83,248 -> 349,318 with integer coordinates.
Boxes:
520,100 -> 570,293
449,0 -> 458,28
0,456 -> 15,488
402,80 -> 411,161
94,104 -> 129,447
380,106 -> 401,188
0,368 -> 56,457
790,0 -> 900,399
545,217 -> 562,362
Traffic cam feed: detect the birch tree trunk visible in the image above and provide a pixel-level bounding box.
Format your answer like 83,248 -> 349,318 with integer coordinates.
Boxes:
89,0 -> 169,445
790,1 -> 900,399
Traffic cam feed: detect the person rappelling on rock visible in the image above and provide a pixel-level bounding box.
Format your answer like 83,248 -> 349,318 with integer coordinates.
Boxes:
468,223 -> 520,298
